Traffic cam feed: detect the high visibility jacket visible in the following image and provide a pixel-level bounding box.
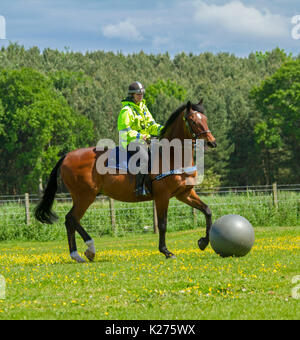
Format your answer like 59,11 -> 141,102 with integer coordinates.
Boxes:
118,98 -> 163,148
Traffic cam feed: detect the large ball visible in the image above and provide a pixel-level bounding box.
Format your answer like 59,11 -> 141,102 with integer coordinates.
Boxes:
209,214 -> 255,257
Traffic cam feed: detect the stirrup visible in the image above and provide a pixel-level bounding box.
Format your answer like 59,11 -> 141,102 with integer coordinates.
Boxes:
135,185 -> 148,196
135,174 -> 149,197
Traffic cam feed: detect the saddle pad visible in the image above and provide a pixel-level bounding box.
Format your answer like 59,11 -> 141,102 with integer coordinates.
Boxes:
106,147 -> 133,171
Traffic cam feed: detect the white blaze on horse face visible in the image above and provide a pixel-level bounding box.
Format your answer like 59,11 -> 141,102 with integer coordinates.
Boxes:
196,113 -> 202,120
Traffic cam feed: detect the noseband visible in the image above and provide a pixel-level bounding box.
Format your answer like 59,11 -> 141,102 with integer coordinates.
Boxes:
183,110 -> 211,139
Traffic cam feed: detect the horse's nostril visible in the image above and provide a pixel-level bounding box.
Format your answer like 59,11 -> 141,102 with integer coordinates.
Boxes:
207,141 -> 217,148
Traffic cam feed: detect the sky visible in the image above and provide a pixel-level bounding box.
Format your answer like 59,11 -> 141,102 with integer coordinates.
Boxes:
0,0 -> 300,57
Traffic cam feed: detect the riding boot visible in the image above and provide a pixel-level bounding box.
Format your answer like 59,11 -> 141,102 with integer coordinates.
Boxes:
135,173 -> 143,196
144,174 -> 152,195
135,173 -> 151,196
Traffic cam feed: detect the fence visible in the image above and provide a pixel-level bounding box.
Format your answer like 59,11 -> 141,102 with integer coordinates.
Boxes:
0,183 -> 299,241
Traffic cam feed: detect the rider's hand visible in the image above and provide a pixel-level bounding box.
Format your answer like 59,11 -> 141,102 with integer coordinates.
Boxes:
143,135 -> 151,144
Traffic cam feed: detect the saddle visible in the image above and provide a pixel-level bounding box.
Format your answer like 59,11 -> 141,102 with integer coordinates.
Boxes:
106,146 -> 132,171
106,146 -> 152,196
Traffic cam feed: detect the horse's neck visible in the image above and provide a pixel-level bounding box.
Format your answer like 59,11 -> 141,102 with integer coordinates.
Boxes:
159,112 -> 194,170
163,112 -> 188,141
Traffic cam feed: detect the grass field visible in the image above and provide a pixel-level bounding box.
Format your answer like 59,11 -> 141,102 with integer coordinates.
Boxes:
0,226 -> 299,320
0,190 -> 299,241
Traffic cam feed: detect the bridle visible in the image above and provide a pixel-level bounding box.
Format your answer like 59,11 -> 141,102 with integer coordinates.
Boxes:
183,110 -> 211,139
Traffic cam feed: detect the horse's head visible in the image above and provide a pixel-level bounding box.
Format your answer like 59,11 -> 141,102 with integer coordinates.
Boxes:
184,100 -> 217,148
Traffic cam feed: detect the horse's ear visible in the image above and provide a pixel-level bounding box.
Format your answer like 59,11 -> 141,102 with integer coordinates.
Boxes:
186,101 -> 192,111
198,98 -> 203,105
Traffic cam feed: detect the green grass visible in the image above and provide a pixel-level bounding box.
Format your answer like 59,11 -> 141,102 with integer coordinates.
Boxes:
0,226 -> 299,320
0,190 -> 299,241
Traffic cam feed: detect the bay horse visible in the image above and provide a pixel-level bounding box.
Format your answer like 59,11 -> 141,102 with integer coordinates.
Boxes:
35,100 -> 217,263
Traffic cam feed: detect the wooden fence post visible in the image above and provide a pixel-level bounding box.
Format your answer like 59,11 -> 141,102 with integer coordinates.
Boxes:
153,201 -> 158,234
192,207 -> 197,226
109,198 -> 116,232
25,193 -> 30,225
38,177 -> 43,198
272,182 -> 278,210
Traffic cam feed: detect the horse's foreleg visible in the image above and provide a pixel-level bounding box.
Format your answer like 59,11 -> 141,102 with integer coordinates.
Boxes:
197,206 -> 212,251
176,189 -> 212,251
154,198 -> 175,259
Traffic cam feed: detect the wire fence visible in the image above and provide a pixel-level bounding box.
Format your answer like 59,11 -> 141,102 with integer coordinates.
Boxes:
0,183 -> 299,240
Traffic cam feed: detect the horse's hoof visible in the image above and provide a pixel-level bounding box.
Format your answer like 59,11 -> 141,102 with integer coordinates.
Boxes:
166,253 -> 176,259
70,251 -> 86,263
198,238 -> 209,251
85,249 -> 95,262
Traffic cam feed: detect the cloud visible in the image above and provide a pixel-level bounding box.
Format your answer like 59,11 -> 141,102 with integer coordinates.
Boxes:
152,36 -> 172,46
194,0 -> 289,39
1,0 -> 298,56
102,20 -> 143,42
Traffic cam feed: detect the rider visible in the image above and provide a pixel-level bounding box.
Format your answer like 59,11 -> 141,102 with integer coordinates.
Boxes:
118,81 -> 163,196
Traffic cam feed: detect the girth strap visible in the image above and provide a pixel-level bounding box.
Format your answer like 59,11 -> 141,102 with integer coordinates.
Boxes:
152,166 -> 197,182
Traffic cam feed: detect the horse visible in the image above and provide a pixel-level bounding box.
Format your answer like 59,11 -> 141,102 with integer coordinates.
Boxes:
35,100 -> 217,263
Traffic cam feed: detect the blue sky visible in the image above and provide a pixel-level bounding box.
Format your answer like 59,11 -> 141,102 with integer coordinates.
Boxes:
0,0 -> 300,56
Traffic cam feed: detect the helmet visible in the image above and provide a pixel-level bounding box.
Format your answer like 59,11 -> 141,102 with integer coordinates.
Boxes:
128,81 -> 145,94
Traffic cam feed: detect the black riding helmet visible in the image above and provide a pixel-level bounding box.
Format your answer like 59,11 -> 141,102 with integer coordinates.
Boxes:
128,81 -> 145,95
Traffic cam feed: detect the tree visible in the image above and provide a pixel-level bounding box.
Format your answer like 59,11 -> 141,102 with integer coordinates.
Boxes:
0,43 -> 295,187
251,59 -> 300,183
49,70 -> 105,143
0,68 -> 94,194
144,79 -> 187,125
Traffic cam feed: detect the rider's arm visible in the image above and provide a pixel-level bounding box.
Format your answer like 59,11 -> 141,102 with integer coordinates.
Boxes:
143,106 -> 164,137
118,107 -> 146,147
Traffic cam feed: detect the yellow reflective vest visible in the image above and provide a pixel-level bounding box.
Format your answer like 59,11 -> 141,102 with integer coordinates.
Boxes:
118,98 -> 163,148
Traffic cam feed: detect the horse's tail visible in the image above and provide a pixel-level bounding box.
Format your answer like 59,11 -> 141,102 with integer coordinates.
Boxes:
34,155 -> 66,224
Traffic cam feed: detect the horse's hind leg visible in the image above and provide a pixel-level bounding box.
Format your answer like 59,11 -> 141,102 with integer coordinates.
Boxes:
65,208 -> 85,263
65,194 -> 96,263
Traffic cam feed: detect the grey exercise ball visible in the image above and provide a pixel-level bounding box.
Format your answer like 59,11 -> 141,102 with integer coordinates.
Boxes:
209,214 -> 255,257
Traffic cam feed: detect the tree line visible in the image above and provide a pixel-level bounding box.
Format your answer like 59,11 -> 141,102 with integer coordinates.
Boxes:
0,43 -> 299,194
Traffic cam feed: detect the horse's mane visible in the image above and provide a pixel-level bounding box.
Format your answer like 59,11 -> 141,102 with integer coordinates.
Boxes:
159,103 -> 186,138
159,102 -> 205,138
